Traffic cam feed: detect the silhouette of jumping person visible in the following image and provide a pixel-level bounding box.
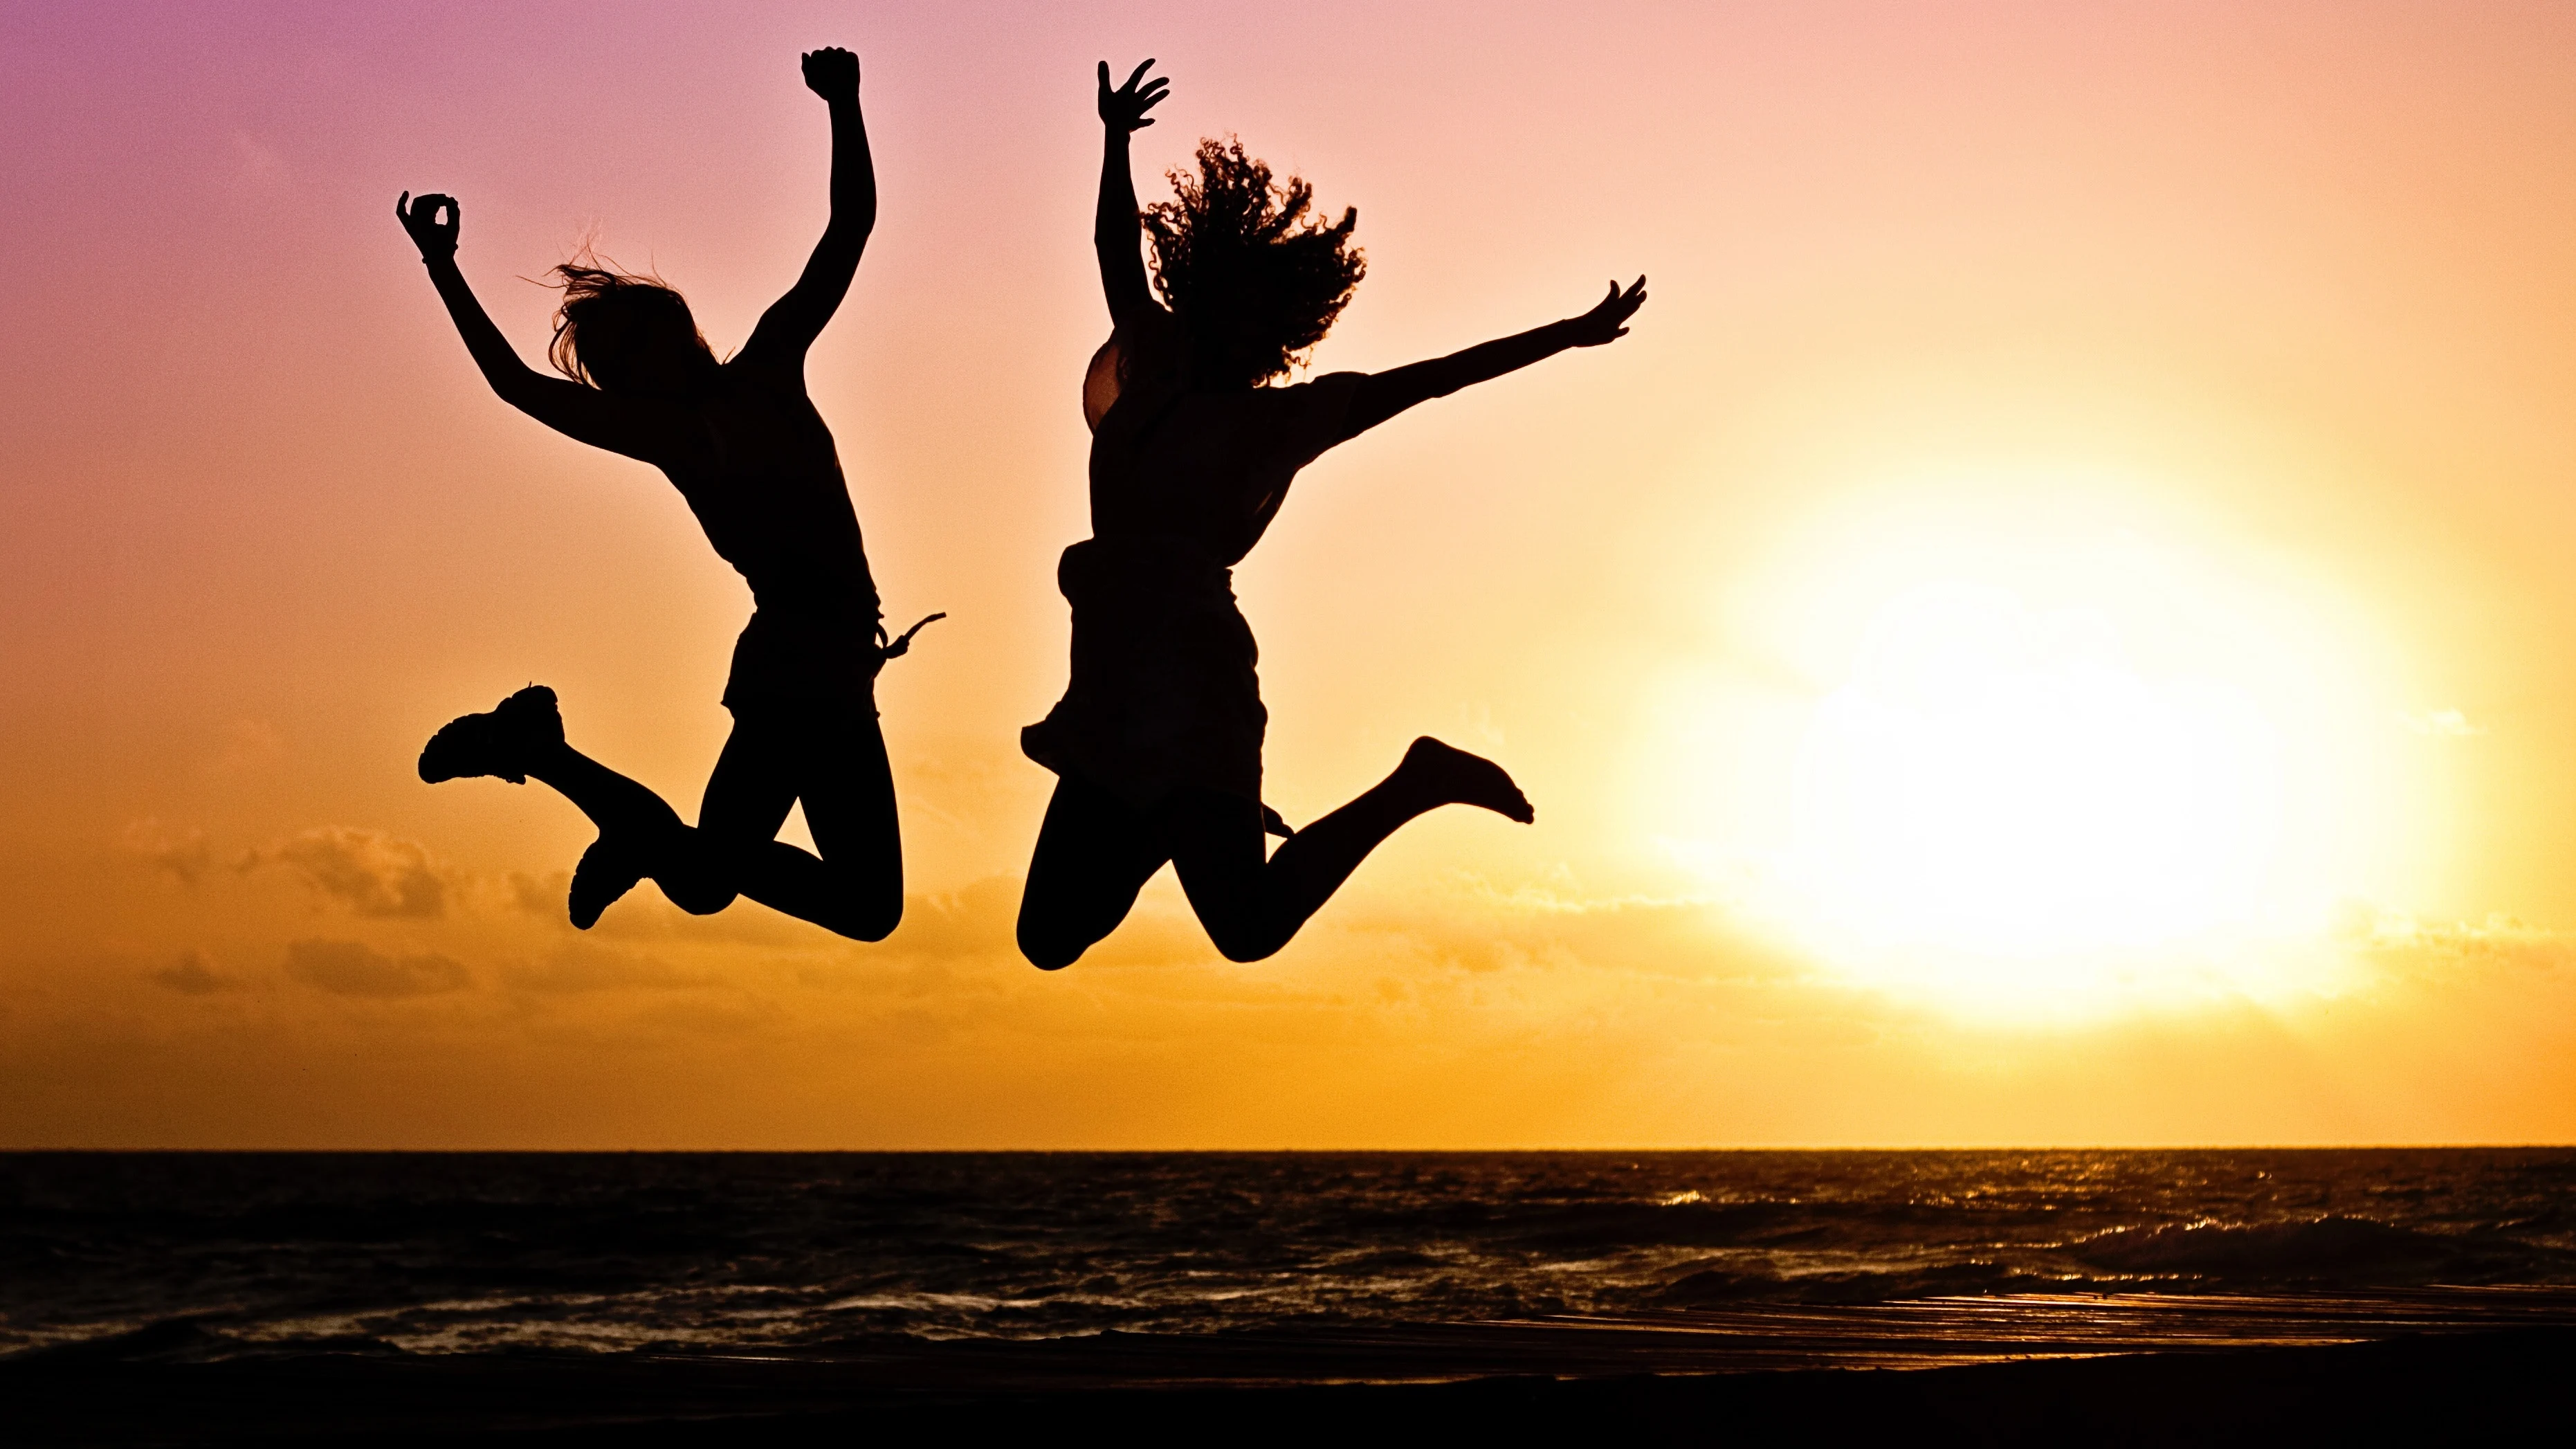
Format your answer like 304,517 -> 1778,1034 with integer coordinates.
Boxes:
1015,61 -> 1645,969
394,46 -> 931,940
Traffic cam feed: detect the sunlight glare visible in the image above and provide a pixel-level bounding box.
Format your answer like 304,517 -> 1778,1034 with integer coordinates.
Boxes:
1790,581 -> 2281,958
1690,478 -> 2407,1020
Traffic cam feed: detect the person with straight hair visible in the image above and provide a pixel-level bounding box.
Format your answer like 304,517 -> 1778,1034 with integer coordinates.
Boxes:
393,46 -> 932,940
1016,60 -> 1646,969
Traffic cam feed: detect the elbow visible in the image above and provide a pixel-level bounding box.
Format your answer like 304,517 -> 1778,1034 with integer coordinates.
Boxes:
821,215 -> 873,252
821,215 -> 875,263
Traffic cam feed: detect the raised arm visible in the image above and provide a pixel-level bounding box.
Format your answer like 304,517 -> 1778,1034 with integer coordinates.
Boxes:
1095,60 -> 1170,327
394,192 -> 673,462
740,47 -> 876,367
1344,277 -> 1648,439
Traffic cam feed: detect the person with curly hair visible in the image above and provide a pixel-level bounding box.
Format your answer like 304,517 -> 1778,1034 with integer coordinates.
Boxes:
1016,60 -> 1647,969
392,46 -> 935,941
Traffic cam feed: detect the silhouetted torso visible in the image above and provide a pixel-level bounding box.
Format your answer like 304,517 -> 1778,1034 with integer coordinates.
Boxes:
1086,359 -> 1360,564
650,361 -> 880,707
1023,343 -> 1362,810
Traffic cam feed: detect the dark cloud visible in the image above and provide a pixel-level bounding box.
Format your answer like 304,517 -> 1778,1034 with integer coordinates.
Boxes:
123,819 -> 213,884
148,949 -> 236,994
268,828 -> 450,918
508,870 -> 572,920
284,939 -> 468,997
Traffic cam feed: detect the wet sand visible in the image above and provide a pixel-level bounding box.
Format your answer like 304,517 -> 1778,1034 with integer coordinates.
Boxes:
13,1302 -> 2574,1447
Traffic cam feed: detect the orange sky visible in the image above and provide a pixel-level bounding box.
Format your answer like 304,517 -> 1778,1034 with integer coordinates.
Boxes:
3,1 -> 2574,1147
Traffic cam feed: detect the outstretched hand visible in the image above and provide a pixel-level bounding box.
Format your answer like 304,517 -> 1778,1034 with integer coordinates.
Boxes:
396,191 -> 459,260
802,46 -> 859,101
1097,59 -> 1169,134
1564,276 -> 1648,346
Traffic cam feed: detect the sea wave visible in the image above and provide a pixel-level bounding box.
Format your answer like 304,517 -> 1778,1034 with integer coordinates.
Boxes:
2069,1214 -> 2573,1283
6,1149 -> 2574,1359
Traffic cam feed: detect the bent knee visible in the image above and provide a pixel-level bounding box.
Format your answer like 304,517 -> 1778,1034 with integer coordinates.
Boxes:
659,877 -> 738,917
1204,924 -> 1288,964
803,885 -> 901,944
1016,917 -> 1092,972
832,900 -> 903,944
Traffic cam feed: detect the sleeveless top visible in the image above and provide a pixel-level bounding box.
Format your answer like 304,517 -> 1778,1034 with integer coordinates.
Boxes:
652,364 -> 883,711
1022,334 -> 1360,810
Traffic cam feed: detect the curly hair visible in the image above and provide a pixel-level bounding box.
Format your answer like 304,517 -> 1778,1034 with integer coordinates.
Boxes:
1143,138 -> 1365,390
546,259 -> 718,392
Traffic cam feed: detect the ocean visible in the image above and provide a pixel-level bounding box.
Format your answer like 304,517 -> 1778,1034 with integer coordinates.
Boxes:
8,1149 -> 2575,1363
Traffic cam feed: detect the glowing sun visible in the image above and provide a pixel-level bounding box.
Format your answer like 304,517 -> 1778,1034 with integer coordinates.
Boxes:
1714,484 -> 2406,1018
1788,581 -> 2281,960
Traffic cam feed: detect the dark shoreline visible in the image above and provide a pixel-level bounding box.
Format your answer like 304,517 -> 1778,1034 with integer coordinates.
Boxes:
13,1327 -> 2573,1447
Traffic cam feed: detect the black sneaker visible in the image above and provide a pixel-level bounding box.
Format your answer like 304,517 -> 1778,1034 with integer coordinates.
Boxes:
567,833 -> 646,929
418,685 -> 564,785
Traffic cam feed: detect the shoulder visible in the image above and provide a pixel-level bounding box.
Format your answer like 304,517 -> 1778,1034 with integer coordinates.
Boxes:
1116,314 -> 1187,390
720,349 -> 806,394
1090,322 -> 1189,435
716,365 -> 818,430
1254,371 -> 1367,448
1267,370 -> 1368,401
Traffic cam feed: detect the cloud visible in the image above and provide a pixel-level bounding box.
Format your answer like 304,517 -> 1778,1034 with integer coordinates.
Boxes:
148,949 -> 237,995
1335,883 -> 1800,985
508,870 -> 573,920
2400,709 -> 2486,738
891,878 -> 1023,959
266,828 -> 451,918
284,939 -> 468,997
500,942 -> 702,994
123,819 -> 213,884
2340,907 -> 2576,976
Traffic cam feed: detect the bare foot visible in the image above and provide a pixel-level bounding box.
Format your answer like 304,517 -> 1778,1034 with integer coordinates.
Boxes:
1400,736 -> 1535,823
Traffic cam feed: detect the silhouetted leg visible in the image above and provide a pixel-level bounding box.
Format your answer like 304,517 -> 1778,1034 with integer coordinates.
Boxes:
1165,737 -> 1533,963
417,684 -> 702,926
696,700 -> 904,942
524,744 -> 688,840
1016,775 -> 1172,969
787,703 -> 903,938
522,743 -> 733,927
635,711 -> 793,920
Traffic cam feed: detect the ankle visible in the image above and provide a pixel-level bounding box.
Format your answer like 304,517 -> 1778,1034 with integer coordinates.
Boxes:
1387,745 -> 1450,804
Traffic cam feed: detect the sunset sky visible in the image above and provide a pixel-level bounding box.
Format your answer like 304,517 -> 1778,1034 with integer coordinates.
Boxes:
5,0 -> 2575,1147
